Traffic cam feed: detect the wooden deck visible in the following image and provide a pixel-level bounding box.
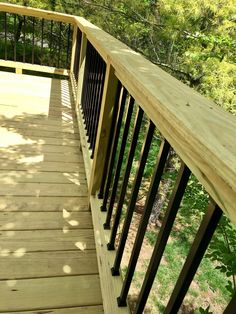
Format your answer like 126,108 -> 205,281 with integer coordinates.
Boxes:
0,71 -> 103,313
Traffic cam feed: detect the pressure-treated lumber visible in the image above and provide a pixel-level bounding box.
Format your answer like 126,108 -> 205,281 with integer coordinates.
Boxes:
0,170 -> 87,184
89,63 -> 119,194
0,2 -> 74,23
0,71 -> 103,313
0,229 -> 96,251
70,26 -> 78,75
0,60 -> 69,76
6,306 -> 104,314
0,196 -> 88,212
0,275 -> 102,311
0,211 -> 92,230
76,32 -> 88,107
74,16 -> 236,225
90,196 -> 130,314
0,250 -> 98,279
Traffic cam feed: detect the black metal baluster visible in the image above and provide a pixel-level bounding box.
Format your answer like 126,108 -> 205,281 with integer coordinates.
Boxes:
107,107 -> 144,250
84,43 -> 93,131
164,201 -> 222,314
49,20 -> 53,66
87,48 -> 100,144
81,44 -> 91,125
82,55 -> 89,124
23,15 -> 26,63
81,57 -> 88,117
41,18 -> 44,65
14,15 -> 16,61
91,60 -> 106,158
73,29 -> 82,82
100,87 -> 127,212
103,96 -> 135,229
66,24 -> 71,69
85,45 -> 94,134
58,21 -> 62,68
224,293 -> 236,314
135,163 -> 192,313
32,17 -> 35,64
98,81 -> 122,199
111,121 -> 155,275
117,139 -> 170,306
4,12 -> 7,60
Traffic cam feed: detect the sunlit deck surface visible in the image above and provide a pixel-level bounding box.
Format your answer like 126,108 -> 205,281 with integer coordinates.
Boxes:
0,71 -> 103,313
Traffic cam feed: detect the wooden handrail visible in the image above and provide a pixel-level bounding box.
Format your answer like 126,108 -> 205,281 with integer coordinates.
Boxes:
0,3 -> 235,312
73,16 -> 236,226
0,2 -> 74,23
1,3 -> 234,225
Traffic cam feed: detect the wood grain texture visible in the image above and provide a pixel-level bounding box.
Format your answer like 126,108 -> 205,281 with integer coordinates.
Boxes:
90,196 -> 130,314
0,196 -> 88,212
0,229 -> 96,251
0,170 -> 87,184
2,305 -> 104,314
0,3 -> 74,23
74,16 -> 236,225
89,63 -> 119,195
0,250 -> 98,279
0,211 -> 92,230
0,183 -> 87,196
0,60 -> 69,76
0,275 -> 102,311
0,161 -> 85,173
0,120 -> 79,134
70,26 -> 78,75
0,71 -> 102,312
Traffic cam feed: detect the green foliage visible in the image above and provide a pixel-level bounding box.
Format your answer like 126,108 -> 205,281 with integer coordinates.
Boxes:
198,306 -> 213,314
207,216 -> 236,296
1,0 -> 236,312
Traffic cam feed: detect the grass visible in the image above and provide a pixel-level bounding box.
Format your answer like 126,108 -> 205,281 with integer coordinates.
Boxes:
130,213 -> 232,313
113,106 -> 235,313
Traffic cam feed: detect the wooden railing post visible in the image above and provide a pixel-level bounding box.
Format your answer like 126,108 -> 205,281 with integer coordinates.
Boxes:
89,63 -> 119,195
70,25 -> 77,76
76,32 -> 87,108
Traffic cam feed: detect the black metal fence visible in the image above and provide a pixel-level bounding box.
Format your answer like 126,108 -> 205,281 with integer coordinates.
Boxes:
0,12 -> 72,68
80,41 -> 106,158
80,67 -> 234,312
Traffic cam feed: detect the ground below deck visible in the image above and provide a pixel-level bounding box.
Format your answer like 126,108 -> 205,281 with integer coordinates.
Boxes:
0,71 -> 103,313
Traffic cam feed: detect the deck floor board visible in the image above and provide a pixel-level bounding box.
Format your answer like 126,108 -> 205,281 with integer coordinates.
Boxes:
0,72 -> 103,313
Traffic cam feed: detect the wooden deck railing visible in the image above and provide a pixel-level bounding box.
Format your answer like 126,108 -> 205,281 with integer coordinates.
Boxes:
1,3 -> 236,314
0,2 -> 74,75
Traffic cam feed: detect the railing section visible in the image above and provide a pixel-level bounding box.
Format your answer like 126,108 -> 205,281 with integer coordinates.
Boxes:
0,5 -> 73,74
0,3 -> 235,314
72,15 -> 236,314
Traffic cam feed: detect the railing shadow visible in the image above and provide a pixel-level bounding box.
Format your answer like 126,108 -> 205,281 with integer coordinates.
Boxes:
0,72 -> 87,206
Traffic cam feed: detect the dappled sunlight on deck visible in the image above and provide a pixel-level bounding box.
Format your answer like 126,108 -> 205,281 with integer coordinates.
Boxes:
0,71 -> 103,313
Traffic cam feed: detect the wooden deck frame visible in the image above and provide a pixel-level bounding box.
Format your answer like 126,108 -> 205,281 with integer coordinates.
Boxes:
0,60 -> 69,77
0,71 -> 103,313
73,17 -> 236,226
0,2 -> 236,313
0,2 -> 74,23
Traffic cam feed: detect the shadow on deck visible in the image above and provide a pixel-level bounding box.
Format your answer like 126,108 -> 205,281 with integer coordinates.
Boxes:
0,71 -> 103,313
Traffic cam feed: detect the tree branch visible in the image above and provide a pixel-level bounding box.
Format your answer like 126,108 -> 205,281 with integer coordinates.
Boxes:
80,0 -> 163,29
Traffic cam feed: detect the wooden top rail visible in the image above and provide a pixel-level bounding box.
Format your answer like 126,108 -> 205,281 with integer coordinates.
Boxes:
74,17 -> 236,225
0,3 -> 235,226
0,2 -> 74,23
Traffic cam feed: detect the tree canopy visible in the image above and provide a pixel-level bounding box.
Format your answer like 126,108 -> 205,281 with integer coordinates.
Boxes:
3,0 -> 235,114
